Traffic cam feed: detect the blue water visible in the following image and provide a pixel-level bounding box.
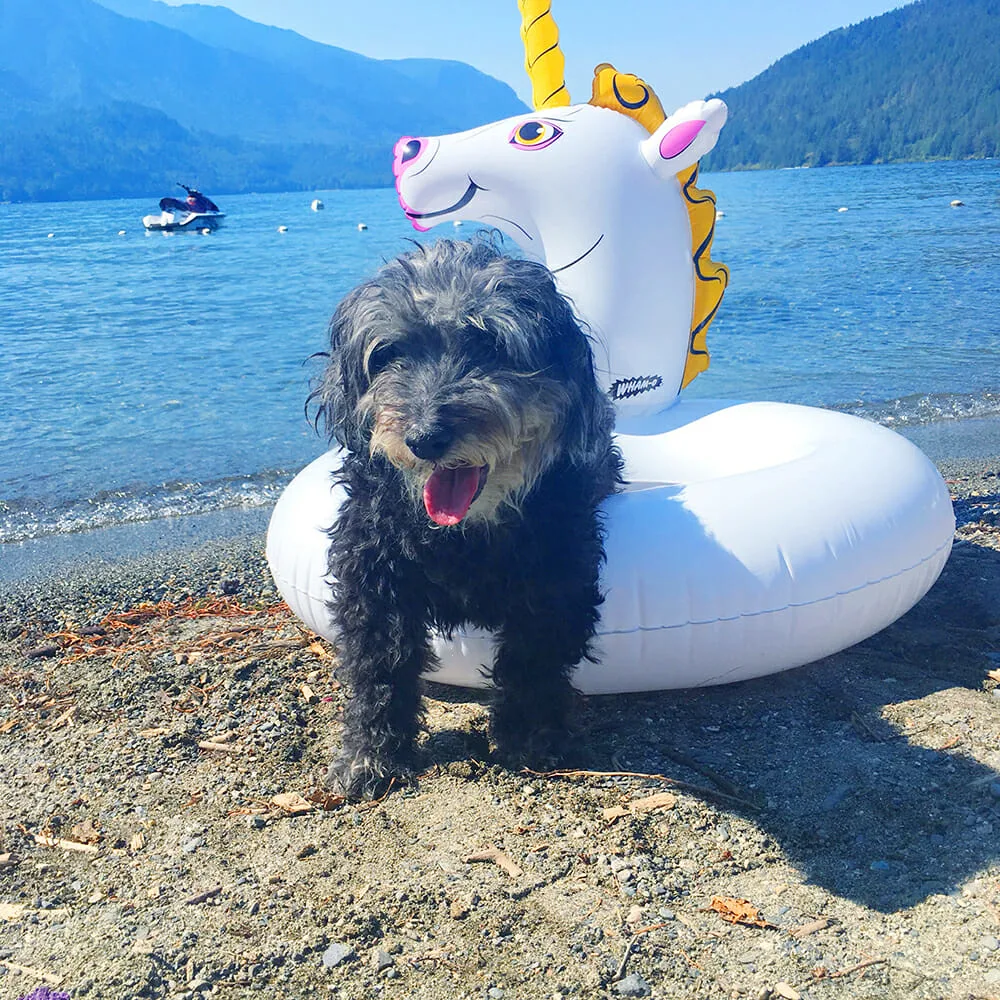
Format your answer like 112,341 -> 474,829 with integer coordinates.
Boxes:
1,159 -> 999,550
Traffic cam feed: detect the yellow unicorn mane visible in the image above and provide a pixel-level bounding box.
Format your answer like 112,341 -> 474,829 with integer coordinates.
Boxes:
517,4 -> 728,389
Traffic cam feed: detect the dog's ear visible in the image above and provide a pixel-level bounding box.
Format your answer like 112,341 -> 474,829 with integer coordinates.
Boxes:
313,285 -> 371,452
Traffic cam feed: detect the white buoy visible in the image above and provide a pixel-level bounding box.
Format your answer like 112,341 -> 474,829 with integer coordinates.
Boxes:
950,199 -> 965,208
47,233 -> 54,238
715,210 -> 725,220
357,223 -> 368,231
201,228 -> 212,235
117,230 -> 126,236
453,220 -> 463,227
311,199 -> 325,211
278,225 -> 288,233
837,207 -> 849,213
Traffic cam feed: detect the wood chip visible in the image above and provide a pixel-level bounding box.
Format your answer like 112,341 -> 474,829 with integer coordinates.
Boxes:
709,895 -> 776,928
789,917 -> 832,939
0,903 -> 27,920
130,832 -> 146,852
774,983 -> 801,1000
603,791 -> 678,822
307,640 -> 332,660
300,683 -> 318,703
139,727 -> 168,738
463,844 -> 523,879
271,792 -> 314,815
628,791 -> 679,813
50,704 -> 77,728
33,833 -> 99,854
0,853 -> 17,869
0,719 -> 19,734
197,740 -> 244,754
69,818 -> 102,844
988,668 -> 1000,683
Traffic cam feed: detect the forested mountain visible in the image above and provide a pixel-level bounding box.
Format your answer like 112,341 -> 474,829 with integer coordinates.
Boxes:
0,0 -> 525,202
703,0 -> 1000,171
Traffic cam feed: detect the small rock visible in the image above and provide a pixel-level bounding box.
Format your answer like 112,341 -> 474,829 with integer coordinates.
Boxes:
614,972 -> 651,996
26,644 -> 59,659
449,899 -> 469,919
488,989 -> 506,999
181,837 -> 205,854
988,781 -> 1000,800
370,948 -> 393,972
322,942 -> 355,968
980,935 -> 1000,952
626,904 -> 644,925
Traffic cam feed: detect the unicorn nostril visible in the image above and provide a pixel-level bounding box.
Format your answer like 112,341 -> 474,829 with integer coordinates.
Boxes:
400,139 -> 423,165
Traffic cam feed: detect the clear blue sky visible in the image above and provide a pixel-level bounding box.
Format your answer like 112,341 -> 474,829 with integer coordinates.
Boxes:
164,0 -> 908,108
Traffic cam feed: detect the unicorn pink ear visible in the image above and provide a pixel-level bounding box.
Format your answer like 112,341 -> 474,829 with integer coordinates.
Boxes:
659,119 -> 707,161
642,99 -> 728,177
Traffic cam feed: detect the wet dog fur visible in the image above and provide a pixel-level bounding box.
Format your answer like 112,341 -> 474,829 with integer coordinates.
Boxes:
314,239 -> 622,799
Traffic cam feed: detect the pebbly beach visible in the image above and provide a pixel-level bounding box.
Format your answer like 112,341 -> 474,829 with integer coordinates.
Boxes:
0,450 -> 998,1000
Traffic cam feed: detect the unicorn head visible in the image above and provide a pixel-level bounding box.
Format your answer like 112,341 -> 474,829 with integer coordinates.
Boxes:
393,1 -> 728,421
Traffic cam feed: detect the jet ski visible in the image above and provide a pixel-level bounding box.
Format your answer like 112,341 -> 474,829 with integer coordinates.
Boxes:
143,184 -> 224,232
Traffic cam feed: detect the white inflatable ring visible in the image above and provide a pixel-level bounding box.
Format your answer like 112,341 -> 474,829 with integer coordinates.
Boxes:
266,400 -> 954,694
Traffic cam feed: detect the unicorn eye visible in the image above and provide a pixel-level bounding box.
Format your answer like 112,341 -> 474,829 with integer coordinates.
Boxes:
509,120 -> 563,150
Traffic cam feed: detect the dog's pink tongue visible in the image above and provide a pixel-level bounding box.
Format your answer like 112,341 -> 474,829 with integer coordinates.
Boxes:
423,466 -> 482,526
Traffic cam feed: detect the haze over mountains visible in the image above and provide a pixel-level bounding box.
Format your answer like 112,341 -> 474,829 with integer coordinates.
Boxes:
0,0 -> 526,201
2,0 -> 998,202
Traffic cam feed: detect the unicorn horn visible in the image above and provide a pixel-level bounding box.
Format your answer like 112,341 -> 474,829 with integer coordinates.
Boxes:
518,0 -> 570,109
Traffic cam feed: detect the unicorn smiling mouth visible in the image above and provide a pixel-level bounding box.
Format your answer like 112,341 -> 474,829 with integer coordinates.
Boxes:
405,179 -> 484,222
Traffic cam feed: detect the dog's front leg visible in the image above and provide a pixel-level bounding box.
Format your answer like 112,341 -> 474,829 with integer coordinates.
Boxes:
326,545 -> 431,799
490,590 -> 597,766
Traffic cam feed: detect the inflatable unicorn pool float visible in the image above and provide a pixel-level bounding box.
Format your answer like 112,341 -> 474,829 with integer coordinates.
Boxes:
266,1 -> 954,693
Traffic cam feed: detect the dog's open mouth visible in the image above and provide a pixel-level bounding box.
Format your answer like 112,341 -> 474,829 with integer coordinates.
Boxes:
423,464 -> 488,526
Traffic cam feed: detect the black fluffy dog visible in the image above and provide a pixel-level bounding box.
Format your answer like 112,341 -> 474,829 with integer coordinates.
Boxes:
315,239 -> 623,799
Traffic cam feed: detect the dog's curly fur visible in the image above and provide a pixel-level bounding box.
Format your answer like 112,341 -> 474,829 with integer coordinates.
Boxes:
314,239 -> 623,799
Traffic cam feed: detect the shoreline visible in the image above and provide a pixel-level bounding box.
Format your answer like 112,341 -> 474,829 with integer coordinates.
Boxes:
2,411 -> 999,595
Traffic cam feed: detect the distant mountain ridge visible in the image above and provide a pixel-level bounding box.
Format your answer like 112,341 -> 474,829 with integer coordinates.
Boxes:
704,0 -> 1000,170
0,0 -> 526,201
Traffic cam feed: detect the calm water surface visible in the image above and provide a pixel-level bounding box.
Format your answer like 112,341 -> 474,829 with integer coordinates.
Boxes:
1,159 -> 998,548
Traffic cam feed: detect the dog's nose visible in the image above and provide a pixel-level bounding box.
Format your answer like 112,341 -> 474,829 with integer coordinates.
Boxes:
405,426 -> 451,461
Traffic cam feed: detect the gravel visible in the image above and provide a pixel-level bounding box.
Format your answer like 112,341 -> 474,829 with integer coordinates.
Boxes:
0,462 -> 998,998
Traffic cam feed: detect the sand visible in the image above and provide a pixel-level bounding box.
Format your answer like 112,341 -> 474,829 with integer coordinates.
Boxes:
0,458 -> 998,1000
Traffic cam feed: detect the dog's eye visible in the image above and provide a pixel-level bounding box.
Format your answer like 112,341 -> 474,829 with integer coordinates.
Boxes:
509,120 -> 563,151
366,343 -> 401,377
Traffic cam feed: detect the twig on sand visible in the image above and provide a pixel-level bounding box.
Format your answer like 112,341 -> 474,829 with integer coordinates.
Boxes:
463,844 -> 524,878
616,922 -> 667,980
521,767 -> 761,812
183,886 -> 223,905
0,959 -> 64,985
827,957 -> 888,979
32,833 -> 99,854
659,747 -> 746,799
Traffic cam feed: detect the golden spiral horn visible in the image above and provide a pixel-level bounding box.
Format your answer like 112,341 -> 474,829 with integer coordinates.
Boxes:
518,0 -> 570,109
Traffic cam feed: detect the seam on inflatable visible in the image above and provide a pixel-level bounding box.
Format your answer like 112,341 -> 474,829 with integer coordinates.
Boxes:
595,535 -> 953,637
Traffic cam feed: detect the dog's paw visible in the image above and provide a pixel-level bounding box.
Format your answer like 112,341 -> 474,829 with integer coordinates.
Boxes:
489,720 -> 570,773
324,752 -> 410,801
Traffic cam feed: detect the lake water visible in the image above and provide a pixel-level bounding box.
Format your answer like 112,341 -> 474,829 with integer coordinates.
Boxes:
1,159 -> 998,573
